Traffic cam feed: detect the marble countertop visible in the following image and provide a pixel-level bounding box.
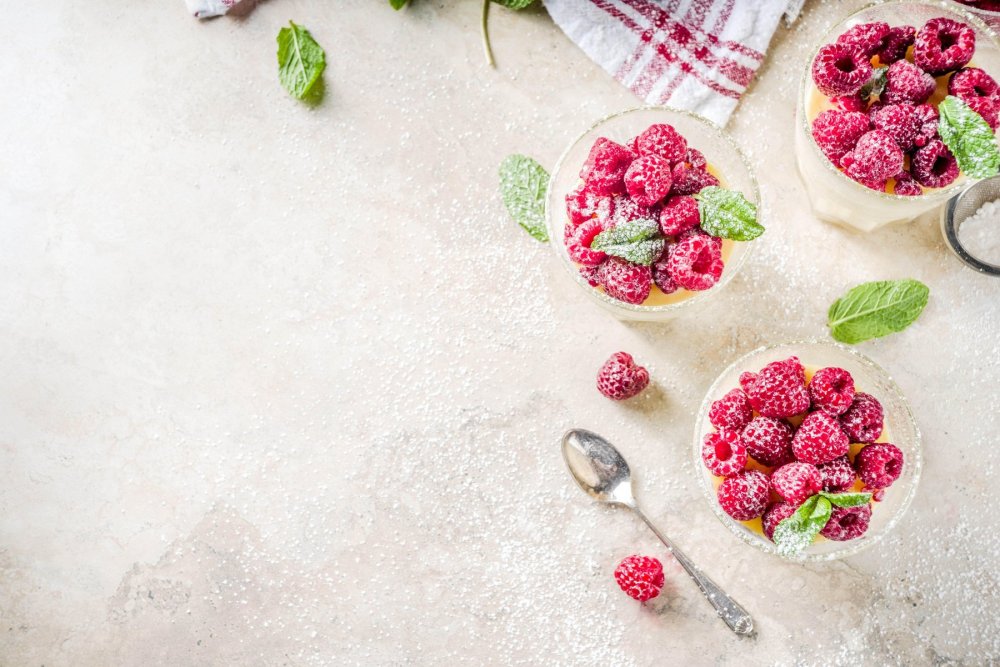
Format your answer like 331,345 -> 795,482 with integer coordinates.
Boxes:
2,1 -> 999,665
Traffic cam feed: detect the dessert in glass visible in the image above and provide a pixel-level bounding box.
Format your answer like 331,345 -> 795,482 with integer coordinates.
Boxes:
952,0 -> 1000,33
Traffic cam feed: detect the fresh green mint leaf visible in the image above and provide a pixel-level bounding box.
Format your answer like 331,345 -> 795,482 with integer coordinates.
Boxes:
938,95 -> 1000,179
277,22 -> 326,100
493,0 -> 537,8
499,154 -> 549,242
591,218 -> 664,265
827,279 -> 930,344
860,66 -> 888,101
819,491 -> 873,508
694,186 -> 764,241
390,0 -> 409,8
773,495 -> 833,557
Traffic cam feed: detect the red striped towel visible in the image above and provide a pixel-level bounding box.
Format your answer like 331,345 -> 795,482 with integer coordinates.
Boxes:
544,0 -> 801,125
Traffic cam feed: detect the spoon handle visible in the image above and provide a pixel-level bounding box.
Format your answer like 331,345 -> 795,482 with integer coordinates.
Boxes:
633,506 -> 754,637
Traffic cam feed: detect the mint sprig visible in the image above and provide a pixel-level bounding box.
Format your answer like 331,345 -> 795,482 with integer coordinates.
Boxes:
860,66 -> 888,101
827,279 -> 930,344
820,490 -> 872,508
277,22 -> 326,100
773,491 -> 873,556
590,218 -> 665,265
390,0 -> 409,8
499,154 -> 549,242
938,95 -> 1000,179
694,186 -> 763,241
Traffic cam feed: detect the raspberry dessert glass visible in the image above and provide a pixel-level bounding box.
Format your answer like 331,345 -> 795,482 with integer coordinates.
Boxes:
952,1 -> 1000,33
692,341 -> 922,562
545,107 -> 759,321
796,1 -> 1000,231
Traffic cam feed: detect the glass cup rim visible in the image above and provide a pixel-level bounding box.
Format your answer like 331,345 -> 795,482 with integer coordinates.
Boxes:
544,105 -> 760,316
692,338 -> 924,562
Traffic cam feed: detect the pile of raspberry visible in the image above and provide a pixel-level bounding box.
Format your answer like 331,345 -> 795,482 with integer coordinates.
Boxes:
810,16 -> 999,194
563,123 -> 727,305
702,357 -> 905,545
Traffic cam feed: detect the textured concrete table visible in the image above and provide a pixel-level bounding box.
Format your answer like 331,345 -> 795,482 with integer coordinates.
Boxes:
2,1 -> 998,665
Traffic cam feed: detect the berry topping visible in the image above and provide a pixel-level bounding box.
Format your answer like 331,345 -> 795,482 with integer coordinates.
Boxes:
581,137 -> 636,195
893,172 -> 923,196
762,502 -> 797,541
914,17 -> 976,76
579,264 -> 601,287
841,130 -> 904,191
836,21 -> 890,58
831,94 -> 866,112
870,103 -> 923,152
772,462 -> 823,506
597,258 -> 652,305
968,96 -> 1000,129
658,196 -> 701,236
912,139 -> 960,189
817,455 -> 857,492
624,154 -> 673,207
740,416 -> 795,467
811,42 -> 873,97
610,195 -> 654,225
683,147 -> 707,170
651,246 -> 678,295
596,351 -> 650,400
738,356 -> 810,419
670,162 -> 719,196
635,123 -> 688,163
876,25 -> 916,65
855,442 -> 904,489
716,470 -> 770,521
882,59 -> 937,105
666,232 -> 723,291
811,110 -> 870,164
808,366 -> 856,416
839,392 -> 884,444
565,218 -> 607,267
701,429 -> 748,477
614,555 -> 664,602
791,411 -> 850,465
948,67 -> 999,105
709,388 -> 754,432
912,103 -> 940,148
819,504 -> 872,541
566,185 -> 614,226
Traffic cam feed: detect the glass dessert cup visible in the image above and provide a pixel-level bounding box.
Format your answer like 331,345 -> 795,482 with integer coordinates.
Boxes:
545,107 -> 759,322
795,0 -> 1000,232
692,340 -> 922,562
951,0 -> 1000,33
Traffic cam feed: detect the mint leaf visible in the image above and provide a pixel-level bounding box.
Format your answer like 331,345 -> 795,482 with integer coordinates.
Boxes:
493,0 -> 537,8
772,495 -> 833,557
591,218 -> 665,265
694,186 -> 763,241
277,22 -> 326,100
390,0 -> 409,8
827,279 -> 930,344
860,66 -> 888,100
820,491 -> 872,508
938,95 -> 1000,179
499,154 -> 549,242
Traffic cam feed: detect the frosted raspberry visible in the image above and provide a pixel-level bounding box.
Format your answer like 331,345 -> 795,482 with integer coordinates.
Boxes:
683,147 -> 707,170
811,42 -> 872,97
762,502 -> 797,541
811,110 -> 870,165
670,162 -> 719,196
948,67 -> 999,105
841,130 -> 904,191
651,245 -> 678,294
819,504 -> 871,541
817,455 -> 856,492
716,470 -> 770,521
565,218 -> 607,267
831,94 -> 866,112
666,232 -> 723,291
772,462 -> 823,506
740,416 -> 794,467
893,172 -> 923,196
614,555 -> 664,602
635,123 -> 688,163
566,186 -> 614,226
914,17 -> 975,76
871,488 -> 886,502
882,60 -> 936,105
912,103 -> 940,148
876,25 -> 916,65
709,388 -> 753,431
624,154 -> 673,207
658,196 -> 701,236
792,411 -> 849,465
581,137 -> 636,195
836,21 -> 890,58
702,429 -> 748,477
579,264 -> 601,286
808,366 -> 855,416
679,227 -> 722,249
738,357 -> 810,419
969,96 -> 1000,129
839,392 -> 884,444
870,103 -> 923,151
597,257 -> 651,305
855,442 -> 904,489
912,139 -> 959,189
596,351 -> 649,400
610,196 -> 654,225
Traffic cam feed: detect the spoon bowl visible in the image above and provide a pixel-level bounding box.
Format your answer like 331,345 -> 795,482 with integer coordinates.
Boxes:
561,428 -> 635,506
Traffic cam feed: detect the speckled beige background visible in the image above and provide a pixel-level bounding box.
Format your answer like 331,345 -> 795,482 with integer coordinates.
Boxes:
2,1 -> 999,665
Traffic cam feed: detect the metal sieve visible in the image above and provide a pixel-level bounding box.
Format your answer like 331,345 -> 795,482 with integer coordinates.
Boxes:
940,175 -> 1000,277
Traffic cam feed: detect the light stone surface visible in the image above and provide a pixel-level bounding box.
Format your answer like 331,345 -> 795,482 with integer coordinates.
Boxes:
1,1 -> 999,665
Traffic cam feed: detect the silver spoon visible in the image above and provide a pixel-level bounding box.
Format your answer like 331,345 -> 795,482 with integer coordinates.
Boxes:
562,428 -> 754,636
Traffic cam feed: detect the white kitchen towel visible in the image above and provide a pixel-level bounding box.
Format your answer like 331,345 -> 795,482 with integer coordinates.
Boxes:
185,0 -> 241,19
543,0 -> 799,126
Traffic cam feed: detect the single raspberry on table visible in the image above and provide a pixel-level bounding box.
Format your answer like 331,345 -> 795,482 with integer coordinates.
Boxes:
912,139 -> 960,189
666,232 -> 723,291
702,429 -> 748,477
839,392 -> 884,444
882,59 -> 937,105
762,501 -> 797,541
855,442 -> 904,489
580,137 -> 636,195
624,154 -> 673,207
914,17 -> 976,76
670,162 -> 719,196
893,172 -> 923,197
876,25 -> 916,65
634,123 -> 688,163
596,351 -> 650,400
817,455 -> 856,492
651,245 -> 678,295
610,195 -> 654,226
566,185 -> 614,226
738,357 -> 810,419
841,130 -> 904,191
808,366 -> 855,416
709,388 -> 754,432
740,416 -> 794,467
811,110 -> 870,165
792,411 -> 850,465
565,218 -> 607,267
772,462 -> 823,506
836,21 -> 890,57
716,470 -> 770,521
597,257 -> 652,305
819,504 -> 872,541
870,103 -> 923,152
969,96 -> 1000,129
811,42 -> 872,97
658,196 -> 701,236
948,67 -> 999,105
614,555 -> 664,602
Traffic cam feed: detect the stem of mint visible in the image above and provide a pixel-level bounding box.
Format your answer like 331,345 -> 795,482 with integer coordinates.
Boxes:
481,0 -> 495,68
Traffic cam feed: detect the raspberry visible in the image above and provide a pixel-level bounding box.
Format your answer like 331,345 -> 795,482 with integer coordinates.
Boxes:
831,94 -> 866,112
658,196 -> 701,236
596,351 -> 649,400
709,388 -> 753,431
871,487 -> 886,503
893,172 -> 923,196
670,162 -> 719,196
679,227 -> 722,249
912,139 -> 959,189
651,246 -> 678,294
914,17 -> 975,76
610,196 -> 654,225
836,21 -> 890,58
635,123 -> 688,164
581,137 -> 636,195
808,366 -> 855,416
579,264 -> 601,286
876,25 -> 916,65
624,154 -> 673,207
597,257 -> 651,305
855,442 -> 904,489
565,218 -> 607,267
566,186 -> 614,226
820,504 -> 871,541
740,416 -> 794,467
702,428 -> 748,477
666,232 -> 723,291
811,110 -> 870,165
772,462 -> 823,506
716,470 -> 770,521
948,67 -> 999,105
882,60 -> 936,105
912,103 -> 940,148
841,130 -> 904,191
817,455 -> 856,492
792,411 -> 849,465
839,392 -> 884,444
762,501 -> 797,541
683,147 -> 707,170
614,555 -> 664,602
969,97 -> 1000,129
738,357 -> 810,419
870,103 -> 922,152
811,42 -> 872,97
